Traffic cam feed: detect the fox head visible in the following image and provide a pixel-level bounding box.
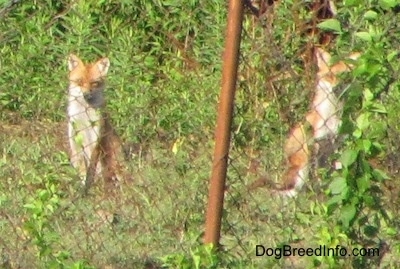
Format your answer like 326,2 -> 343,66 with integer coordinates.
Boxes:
315,47 -> 360,86
68,54 -> 110,107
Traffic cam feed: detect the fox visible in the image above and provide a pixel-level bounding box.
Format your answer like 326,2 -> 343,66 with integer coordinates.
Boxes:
306,47 -> 360,143
67,54 -> 128,193
275,47 -> 360,197
277,122 -> 313,197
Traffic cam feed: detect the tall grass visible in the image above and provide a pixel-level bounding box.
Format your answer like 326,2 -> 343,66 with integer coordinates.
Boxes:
1,0 -> 400,268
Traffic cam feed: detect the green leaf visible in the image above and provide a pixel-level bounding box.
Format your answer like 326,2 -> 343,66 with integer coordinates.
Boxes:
74,132 -> 84,148
364,225 -> 379,237
372,141 -> 384,151
23,203 -> 37,210
317,19 -> 342,33
353,62 -> 369,76
371,103 -> 387,113
356,113 -> 370,131
364,10 -> 378,20
355,32 -> 372,42
192,253 -> 200,269
329,177 -> 347,195
353,129 -> 362,139
356,174 -> 371,193
385,227 -> 398,236
340,204 -> 357,228
363,89 -> 374,102
343,0 -> 363,7
296,212 -> 311,224
363,194 -> 375,207
326,194 -> 342,208
387,51 -> 398,62
379,0 -> 397,10
372,168 -> 390,181
340,149 -> 358,167
362,139 -> 372,152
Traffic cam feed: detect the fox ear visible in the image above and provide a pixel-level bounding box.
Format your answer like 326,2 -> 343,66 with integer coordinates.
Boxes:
68,54 -> 83,71
95,57 -> 110,76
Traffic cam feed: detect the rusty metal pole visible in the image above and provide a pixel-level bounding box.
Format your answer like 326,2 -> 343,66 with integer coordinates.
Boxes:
204,0 -> 244,246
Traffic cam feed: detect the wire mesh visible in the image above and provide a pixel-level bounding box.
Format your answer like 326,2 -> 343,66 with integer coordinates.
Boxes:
1,0 -> 400,268
0,1 -> 223,268
217,1 -> 400,267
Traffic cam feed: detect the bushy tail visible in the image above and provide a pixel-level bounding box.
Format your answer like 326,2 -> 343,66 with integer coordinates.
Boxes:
274,123 -> 312,197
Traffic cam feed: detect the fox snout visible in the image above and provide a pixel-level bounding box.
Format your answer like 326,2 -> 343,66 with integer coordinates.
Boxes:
83,87 -> 104,108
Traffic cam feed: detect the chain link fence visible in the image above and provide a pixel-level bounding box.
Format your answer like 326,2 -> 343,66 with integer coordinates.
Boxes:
211,0 -> 400,267
0,1 -> 225,268
1,0 -> 400,268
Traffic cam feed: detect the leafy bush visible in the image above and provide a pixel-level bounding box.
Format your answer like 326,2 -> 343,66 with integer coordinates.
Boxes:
1,0 -> 400,268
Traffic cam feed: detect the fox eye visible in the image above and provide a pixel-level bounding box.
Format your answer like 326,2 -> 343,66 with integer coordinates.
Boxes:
91,81 -> 99,88
90,81 -> 102,88
75,78 -> 83,85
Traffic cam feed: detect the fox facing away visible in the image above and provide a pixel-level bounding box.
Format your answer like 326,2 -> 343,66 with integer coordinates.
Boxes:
276,47 -> 360,197
67,54 -> 128,192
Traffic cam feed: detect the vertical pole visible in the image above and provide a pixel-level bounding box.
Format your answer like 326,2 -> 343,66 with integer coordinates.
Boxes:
204,0 -> 244,246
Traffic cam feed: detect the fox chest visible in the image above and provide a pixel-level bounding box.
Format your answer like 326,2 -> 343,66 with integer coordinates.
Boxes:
68,97 -> 102,146
313,81 -> 339,120
312,85 -> 341,139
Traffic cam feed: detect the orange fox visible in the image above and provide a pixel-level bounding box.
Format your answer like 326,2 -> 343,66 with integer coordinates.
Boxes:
278,123 -> 313,197
276,48 -> 360,197
67,54 -> 128,192
306,48 -> 360,143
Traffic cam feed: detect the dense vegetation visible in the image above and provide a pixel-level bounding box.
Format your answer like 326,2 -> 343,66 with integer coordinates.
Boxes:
0,0 -> 399,268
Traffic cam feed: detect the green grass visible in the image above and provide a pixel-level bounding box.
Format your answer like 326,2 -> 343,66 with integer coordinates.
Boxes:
1,0 -> 400,268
